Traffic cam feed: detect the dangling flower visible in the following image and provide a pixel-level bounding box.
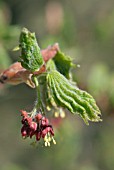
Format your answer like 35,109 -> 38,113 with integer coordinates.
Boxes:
20,110 -> 56,146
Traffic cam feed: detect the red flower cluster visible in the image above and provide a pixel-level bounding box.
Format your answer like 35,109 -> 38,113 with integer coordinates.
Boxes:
21,110 -> 56,146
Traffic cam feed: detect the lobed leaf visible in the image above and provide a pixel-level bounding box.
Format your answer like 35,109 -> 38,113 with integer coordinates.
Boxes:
47,70 -> 102,125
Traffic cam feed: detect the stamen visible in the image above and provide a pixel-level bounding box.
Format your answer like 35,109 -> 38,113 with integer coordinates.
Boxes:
60,108 -> 65,118
52,137 -> 56,145
54,111 -> 59,117
46,106 -> 51,111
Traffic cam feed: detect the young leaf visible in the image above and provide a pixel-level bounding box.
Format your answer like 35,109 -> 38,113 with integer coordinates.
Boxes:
47,70 -> 101,125
19,27 -> 44,72
53,50 -> 74,79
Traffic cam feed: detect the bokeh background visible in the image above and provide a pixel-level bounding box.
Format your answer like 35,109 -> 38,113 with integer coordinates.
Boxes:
0,0 -> 114,170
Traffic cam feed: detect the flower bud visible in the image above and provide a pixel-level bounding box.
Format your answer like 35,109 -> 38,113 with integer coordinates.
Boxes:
41,129 -> 48,138
29,122 -> 37,131
21,125 -> 28,137
35,113 -> 42,122
36,131 -> 41,141
26,117 -> 32,125
41,117 -> 49,126
21,110 -> 28,118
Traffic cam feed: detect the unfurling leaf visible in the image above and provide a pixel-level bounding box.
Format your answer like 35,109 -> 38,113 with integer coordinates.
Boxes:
47,70 -> 102,125
53,50 -> 74,79
19,28 -> 44,72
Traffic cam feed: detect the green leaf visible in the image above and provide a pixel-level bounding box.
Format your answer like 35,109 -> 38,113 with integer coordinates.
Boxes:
46,59 -> 57,71
47,70 -> 102,125
19,27 -> 44,72
53,50 -> 74,79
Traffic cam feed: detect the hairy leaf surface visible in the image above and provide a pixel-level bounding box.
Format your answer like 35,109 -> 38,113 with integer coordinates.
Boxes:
19,28 -> 44,72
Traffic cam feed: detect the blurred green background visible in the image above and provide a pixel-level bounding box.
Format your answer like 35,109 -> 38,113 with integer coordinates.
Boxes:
0,0 -> 114,170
